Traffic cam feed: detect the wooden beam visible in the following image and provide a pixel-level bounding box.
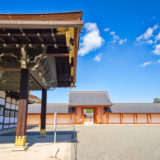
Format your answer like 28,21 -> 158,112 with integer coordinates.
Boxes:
47,53 -> 69,57
0,43 -> 66,48
0,67 -> 20,71
0,37 -> 6,43
0,20 -> 84,29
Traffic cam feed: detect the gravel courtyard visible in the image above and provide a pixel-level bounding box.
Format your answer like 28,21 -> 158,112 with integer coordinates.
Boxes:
0,125 -> 160,160
71,125 -> 160,160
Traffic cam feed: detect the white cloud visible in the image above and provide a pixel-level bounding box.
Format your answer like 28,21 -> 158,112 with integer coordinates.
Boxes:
153,44 -> 160,55
110,31 -> 115,35
147,39 -> 154,44
155,33 -> 160,42
104,28 -> 127,45
104,28 -> 110,32
136,24 -> 159,44
140,61 -> 152,67
119,38 -> 127,45
93,53 -> 102,62
78,23 -> 104,56
154,59 -> 160,64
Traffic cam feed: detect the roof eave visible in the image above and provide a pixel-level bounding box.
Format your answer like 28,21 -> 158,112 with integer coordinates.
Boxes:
0,20 -> 84,29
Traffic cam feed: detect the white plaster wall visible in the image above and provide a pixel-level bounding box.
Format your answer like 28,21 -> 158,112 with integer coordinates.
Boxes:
0,124 -> 2,130
6,103 -> 10,109
151,114 -> 160,124
0,98 -> 5,105
10,117 -> 14,123
0,116 -> 3,123
137,114 -> 147,124
123,114 -> 134,124
4,125 -> 9,129
11,104 -> 15,110
4,117 -> 9,123
15,118 -> 17,123
109,114 -> 120,124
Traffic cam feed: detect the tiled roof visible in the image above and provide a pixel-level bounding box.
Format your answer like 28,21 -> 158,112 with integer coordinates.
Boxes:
28,103 -> 68,113
69,91 -> 112,106
110,103 -> 160,113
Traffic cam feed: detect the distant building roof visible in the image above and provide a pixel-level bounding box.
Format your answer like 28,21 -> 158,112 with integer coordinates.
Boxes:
29,92 -> 41,103
69,91 -> 112,106
110,103 -> 160,113
28,103 -> 68,113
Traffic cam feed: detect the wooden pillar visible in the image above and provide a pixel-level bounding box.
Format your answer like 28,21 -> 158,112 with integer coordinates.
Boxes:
96,108 -> 99,124
40,89 -> 47,136
2,92 -> 7,130
122,114 -> 124,124
136,114 -> 138,124
150,114 -> 152,124
120,114 -> 122,124
75,107 -> 78,125
102,107 -> 105,124
133,114 -> 136,124
107,113 -> 110,124
70,114 -> 72,125
15,69 -> 29,147
82,108 -> 84,124
147,114 -> 149,124
94,108 -> 96,124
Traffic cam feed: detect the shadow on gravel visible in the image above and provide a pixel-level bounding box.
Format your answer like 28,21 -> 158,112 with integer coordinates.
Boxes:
0,130 -> 78,148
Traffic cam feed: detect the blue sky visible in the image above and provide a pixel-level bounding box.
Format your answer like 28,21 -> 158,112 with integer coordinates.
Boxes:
1,0 -> 160,103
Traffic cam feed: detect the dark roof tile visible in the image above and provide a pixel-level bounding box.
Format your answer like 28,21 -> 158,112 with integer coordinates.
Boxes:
69,91 -> 112,106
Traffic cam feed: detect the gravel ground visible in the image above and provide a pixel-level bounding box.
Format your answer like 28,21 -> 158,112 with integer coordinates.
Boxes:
71,125 -> 160,160
1,125 -> 160,160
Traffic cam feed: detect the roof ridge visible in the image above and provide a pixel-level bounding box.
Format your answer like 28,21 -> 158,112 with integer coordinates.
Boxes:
0,11 -> 83,16
104,91 -> 112,104
114,103 -> 157,104
69,91 -> 106,93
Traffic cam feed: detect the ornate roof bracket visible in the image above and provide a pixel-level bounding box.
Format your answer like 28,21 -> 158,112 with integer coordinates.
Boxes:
65,27 -> 75,87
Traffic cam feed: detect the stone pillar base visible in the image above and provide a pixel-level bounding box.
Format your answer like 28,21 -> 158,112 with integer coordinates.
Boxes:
12,145 -> 28,151
15,136 -> 26,146
40,129 -> 46,136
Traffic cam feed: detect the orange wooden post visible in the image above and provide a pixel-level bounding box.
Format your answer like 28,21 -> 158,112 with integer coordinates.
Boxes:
70,114 -> 72,125
102,107 -> 105,124
107,114 -> 110,124
136,114 -> 138,124
96,108 -> 99,124
150,114 -> 152,124
94,108 -> 96,124
120,114 -> 122,124
82,108 -> 84,124
122,114 -> 124,124
75,107 -> 78,125
133,114 -> 135,124
146,114 -> 149,124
